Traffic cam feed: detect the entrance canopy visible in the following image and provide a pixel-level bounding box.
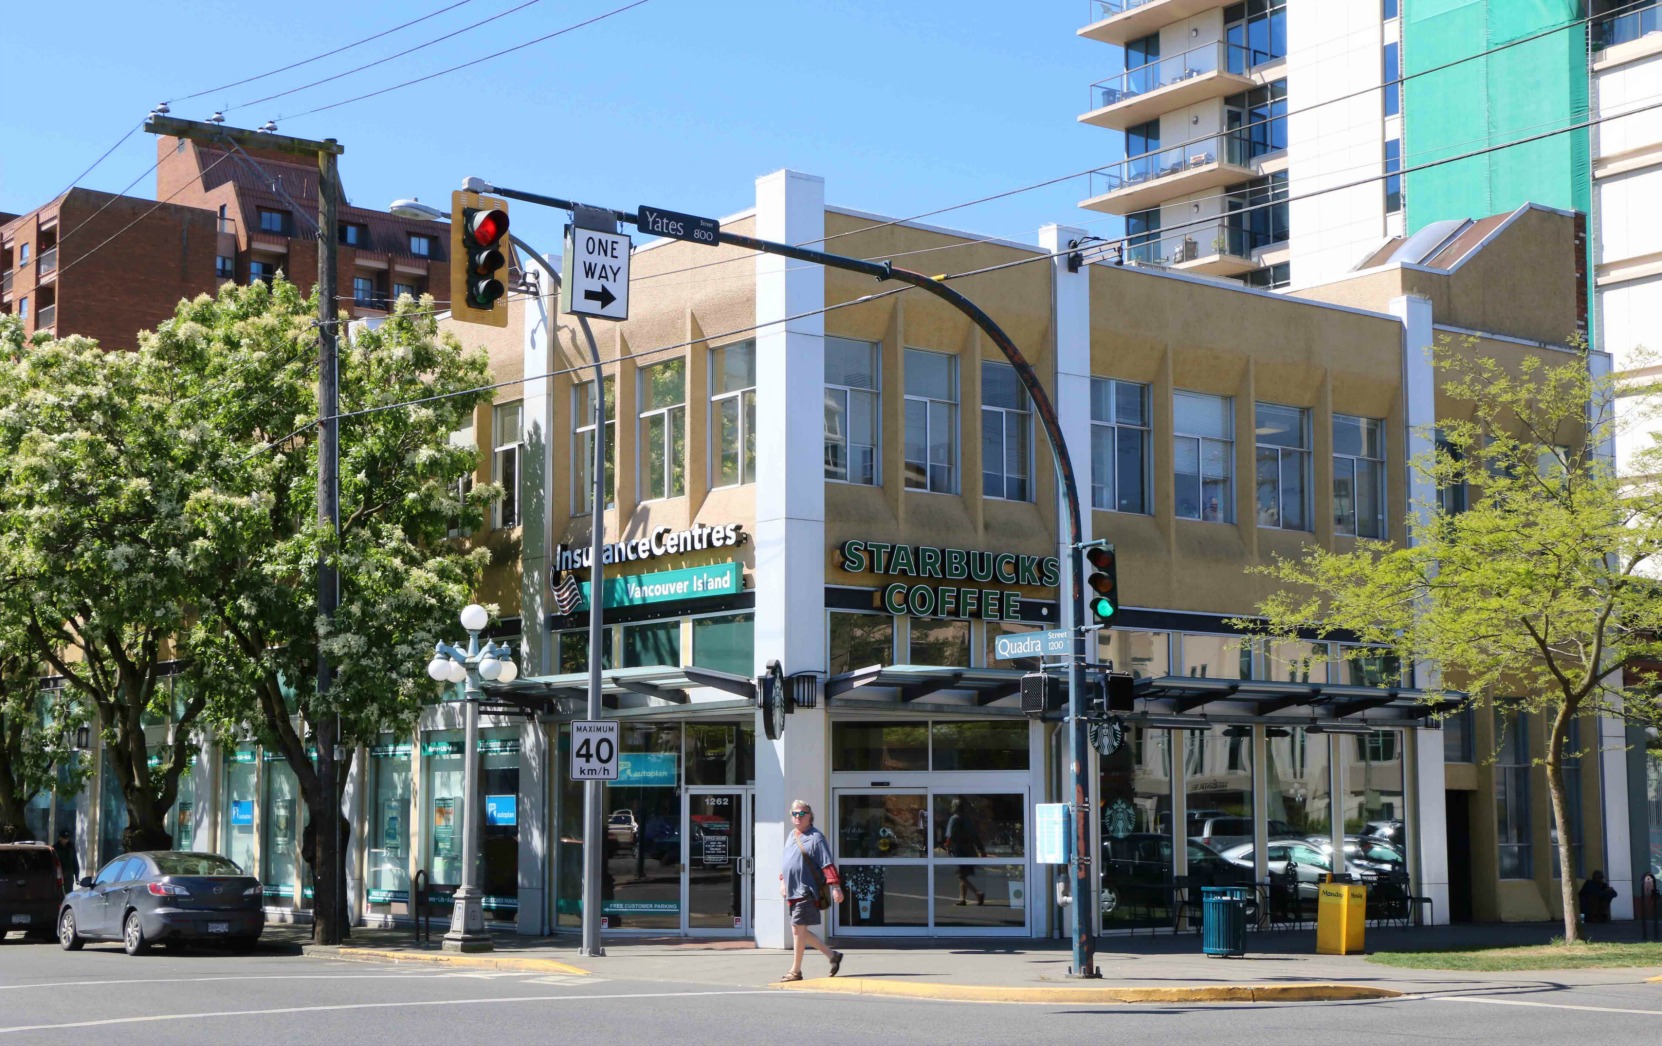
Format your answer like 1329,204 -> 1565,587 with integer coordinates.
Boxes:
482,665 -> 755,719
826,664 -> 1463,726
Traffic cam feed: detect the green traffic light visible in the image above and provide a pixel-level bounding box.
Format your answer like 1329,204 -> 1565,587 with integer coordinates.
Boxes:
1091,595 -> 1116,620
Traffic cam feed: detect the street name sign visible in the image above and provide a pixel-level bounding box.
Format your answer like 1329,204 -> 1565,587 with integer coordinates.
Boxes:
562,225 -> 631,320
994,628 -> 1071,661
569,720 -> 619,781
637,204 -> 719,247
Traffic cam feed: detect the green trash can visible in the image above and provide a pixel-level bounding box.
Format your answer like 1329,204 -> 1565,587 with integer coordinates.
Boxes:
1201,886 -> 1249,957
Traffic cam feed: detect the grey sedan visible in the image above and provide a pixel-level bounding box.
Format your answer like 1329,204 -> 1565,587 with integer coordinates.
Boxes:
59,851 -> 265,955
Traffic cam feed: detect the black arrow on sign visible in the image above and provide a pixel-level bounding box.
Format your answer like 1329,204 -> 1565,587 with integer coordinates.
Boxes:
583,285 -> 617,310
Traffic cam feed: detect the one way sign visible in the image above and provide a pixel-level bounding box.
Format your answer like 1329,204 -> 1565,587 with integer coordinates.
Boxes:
561,224 -> 631,321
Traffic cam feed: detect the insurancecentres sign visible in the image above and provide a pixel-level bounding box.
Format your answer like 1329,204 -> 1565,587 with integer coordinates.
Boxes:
838,539 -> 1060,621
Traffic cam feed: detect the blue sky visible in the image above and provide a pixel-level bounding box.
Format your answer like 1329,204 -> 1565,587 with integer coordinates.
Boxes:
0,1 -> 1125,259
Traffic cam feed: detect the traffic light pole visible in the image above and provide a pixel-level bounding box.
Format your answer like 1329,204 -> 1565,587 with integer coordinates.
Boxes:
471,180 -> 1099,977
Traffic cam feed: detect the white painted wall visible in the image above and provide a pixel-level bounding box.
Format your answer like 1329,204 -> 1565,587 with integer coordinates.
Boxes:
1287,0 -> 1389,281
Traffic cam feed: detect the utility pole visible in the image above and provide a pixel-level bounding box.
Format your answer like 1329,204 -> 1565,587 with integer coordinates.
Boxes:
467,180 -> 1099,977
145,114 -> 349,946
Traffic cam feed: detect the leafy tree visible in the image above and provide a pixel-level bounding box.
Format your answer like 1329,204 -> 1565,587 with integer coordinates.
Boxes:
1246,343 -> 1662,943
151,280 -> 492,942
0,316 -> 208,853
0,634 -> 86,843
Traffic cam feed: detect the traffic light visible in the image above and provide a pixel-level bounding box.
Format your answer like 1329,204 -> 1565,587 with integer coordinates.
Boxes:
1082,543 -> 1119,625
450,190 -> 510,327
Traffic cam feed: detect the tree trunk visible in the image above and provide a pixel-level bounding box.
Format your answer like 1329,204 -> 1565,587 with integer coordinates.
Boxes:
0,735 -> 32,841
1545,703 -> 1583,944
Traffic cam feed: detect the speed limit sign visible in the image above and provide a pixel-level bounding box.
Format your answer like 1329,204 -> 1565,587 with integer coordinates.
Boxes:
570,720 -> 619,781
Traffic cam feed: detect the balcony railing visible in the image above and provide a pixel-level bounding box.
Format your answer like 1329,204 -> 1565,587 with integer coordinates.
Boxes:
1088,128 -> 1284,198
1118,218 -> 1282,269
1089,0 -> 1165,19
1593,0 -> 1661,49
37,247 -> 57,277
37,304 -> 55,330
1,270 -> 11,296
1090,42 -> 1269,109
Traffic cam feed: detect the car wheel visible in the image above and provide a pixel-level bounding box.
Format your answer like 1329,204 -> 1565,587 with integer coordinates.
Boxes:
58,909 -> 84,951
122,911 -> 149,956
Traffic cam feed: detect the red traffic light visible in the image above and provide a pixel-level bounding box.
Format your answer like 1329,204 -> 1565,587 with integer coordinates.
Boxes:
466,208 -> 509,249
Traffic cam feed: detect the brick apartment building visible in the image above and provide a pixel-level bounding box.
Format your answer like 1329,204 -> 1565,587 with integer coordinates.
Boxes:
1,134 -> 450,349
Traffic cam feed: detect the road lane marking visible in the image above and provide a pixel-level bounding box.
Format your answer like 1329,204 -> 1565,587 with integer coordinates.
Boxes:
0,971 -> 514,992
1432,997 -> 1662,1016
0,989 -> 775,1035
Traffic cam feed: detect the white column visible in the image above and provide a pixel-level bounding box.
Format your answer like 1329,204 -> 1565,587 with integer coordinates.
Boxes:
194,737 -> 219,857
517,261 -> 558,935
342,748 -> 365,925
752,170 -> 829,950
1040,224 -> 1094,609
1392,293 -> 1448,922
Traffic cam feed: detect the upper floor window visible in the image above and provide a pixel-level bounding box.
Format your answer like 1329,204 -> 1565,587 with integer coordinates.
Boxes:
1383,42 -> 1401,117
249,260 -> 276,285
640,358 -> 686,500
1225,172 -> 1289,252
18,244 -> 29,265
216,256 -> 235,280
1385,139 -> 1403,214
1495,710 -> 1532,879
338,222 -> 366,246
1241,262 -> 1290,290
1124,207 -> 1162,265
1333,415 -> 1386,538
1226,80 -> 1288,162
409,234 -> 433,257
573,376 -> 615,514
352,276 -> 376,305
392,281 -> 418,301
981,362 -> 1032,501
258,209 -> 290,235
1125,117 -> 1160,160
1124,33 -> 1160,95
1225,0 -> 1287,72
904,349 -> 959,494
1174,391 -> 1234,523
1435,428 -> 1469,515
711,341 -> 757,487
1255,402 -> 1311,530
1090,378 -> 1151,514
1383,0 -> 1398,18
825,337 -> 880,485
17,297 -> 27,320
493,401 -> 523,529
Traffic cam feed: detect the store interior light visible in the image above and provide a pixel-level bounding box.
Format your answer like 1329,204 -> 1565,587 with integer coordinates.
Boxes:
1305,722 -> 1374,735
1139,714 -> 1210,731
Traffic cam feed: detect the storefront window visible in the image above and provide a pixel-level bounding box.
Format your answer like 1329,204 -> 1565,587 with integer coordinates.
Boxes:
480,734 -> 520,919
623,621 -> 680,668
170,760 -> 196,851
1338,730 -> 1407,878
263,758 -> 301,908
1261,640 -> 1329,683
838,794 -> 928,859
221,751 -> 257,874
931,721 -> 1029,771
1101,629 -> 1169,678
368,741 -> 413,908
1180,633 -> 1249,678
692,614 -> 754,677
603,723 -> 681,930
910,618 -> 969,666
1496,711 -> 1532,879
423,733 -> 465,889
1099,726 -> 1173,930
1646,739 -> 1662,879
685,723 -> 753,786
829,613 -> 893,675
1186,725 -> 1253,854
1265,726 -> 1330,839
932,793 -> 1025,928
98,749 -> 127,864
833,721 -> 929,772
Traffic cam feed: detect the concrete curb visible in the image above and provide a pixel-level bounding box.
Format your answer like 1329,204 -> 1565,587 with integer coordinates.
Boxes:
774,977 -> 1402,1005
305,945 -> 589,976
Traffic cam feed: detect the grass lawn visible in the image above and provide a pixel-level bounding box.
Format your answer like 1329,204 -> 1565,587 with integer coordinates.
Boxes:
1367,941 -> 1662,971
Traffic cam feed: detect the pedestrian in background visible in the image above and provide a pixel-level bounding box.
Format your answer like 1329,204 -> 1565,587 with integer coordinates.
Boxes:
778,800 -> 843,982
53,829 -> 78,892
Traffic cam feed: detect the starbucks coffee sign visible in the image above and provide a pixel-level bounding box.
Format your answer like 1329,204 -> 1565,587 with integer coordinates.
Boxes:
838,539 -> 1060,621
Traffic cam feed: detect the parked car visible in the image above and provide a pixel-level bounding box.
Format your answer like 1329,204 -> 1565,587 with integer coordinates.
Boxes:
608,810 -> 640,852
1302,835 -> 1405,876
1100,833 -> 1257,917
1186,816 -> 1304,850
1218,839 -> 1332,901
640,816 -> 681,866
0,841 -> 63,941
59,851 -> 264,955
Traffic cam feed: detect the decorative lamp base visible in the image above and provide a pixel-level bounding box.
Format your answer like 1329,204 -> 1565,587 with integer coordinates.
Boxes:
442,888 -> 494,953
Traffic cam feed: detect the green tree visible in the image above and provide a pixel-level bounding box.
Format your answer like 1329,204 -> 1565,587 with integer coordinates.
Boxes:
152,280 -> 492,942
1246,343 -> 1662,943
0,634 -> 86,844
0,316 -> 208,854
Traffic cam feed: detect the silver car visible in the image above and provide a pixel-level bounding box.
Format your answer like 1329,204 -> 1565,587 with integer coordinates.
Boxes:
59,851 -> 265,955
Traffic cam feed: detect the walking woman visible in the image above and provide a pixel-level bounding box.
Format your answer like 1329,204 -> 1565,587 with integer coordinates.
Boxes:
778,800 -> 844,982
944,798 -> 987,905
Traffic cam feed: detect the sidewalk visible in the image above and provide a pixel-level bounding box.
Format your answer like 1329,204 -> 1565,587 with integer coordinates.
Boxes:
290,919 -> 1662,1004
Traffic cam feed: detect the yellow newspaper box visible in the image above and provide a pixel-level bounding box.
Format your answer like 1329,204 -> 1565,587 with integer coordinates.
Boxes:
1315,883 -> 1366,954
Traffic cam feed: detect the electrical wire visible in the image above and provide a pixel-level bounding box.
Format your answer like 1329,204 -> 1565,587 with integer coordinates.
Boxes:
225,0 -> 546,116
55,149 -> 237,280
279,0 -> 653,123
172,0 -> 479,104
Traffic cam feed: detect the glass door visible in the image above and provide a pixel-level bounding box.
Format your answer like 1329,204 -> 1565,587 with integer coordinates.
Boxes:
683,789 -> 750,934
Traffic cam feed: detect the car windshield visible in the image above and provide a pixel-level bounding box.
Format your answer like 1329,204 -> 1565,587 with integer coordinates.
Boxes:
150,852 -> 246,876
0,849 -> 55,874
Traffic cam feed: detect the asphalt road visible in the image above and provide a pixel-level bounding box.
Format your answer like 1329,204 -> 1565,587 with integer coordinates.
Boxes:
3,937 -> 1662,1045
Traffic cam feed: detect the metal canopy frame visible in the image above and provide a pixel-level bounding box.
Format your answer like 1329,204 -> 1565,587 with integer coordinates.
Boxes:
483,664 -> 756,718
821,665 -> 1464,724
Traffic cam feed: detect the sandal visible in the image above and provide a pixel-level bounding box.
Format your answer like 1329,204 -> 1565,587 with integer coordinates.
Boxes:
779,971 -> 803,982
829,950 -> 844,977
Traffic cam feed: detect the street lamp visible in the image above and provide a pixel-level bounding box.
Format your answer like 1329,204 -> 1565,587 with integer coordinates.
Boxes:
426,602 -> 518,952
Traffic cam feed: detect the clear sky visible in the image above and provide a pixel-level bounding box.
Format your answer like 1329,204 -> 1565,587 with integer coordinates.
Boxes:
0,0 -> 1124,261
